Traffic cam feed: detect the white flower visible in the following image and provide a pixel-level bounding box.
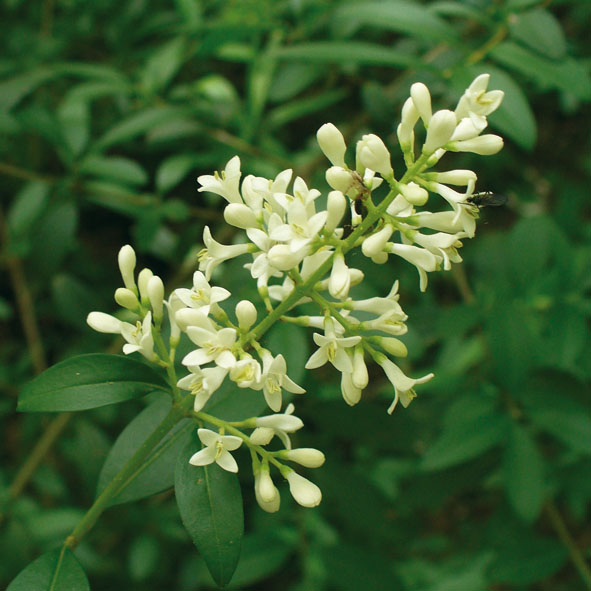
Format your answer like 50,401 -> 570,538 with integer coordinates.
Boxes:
182,321 -> 237,369
349,281 -> 404,316
257,350 -> 305,412
413,231 -> 464,270
197,155 -> 242,204
362,310 -> 408,336
341,371 -> 362,406
177,366 -> 228,411
120,312 -> 156,360
455,73 -> 504,123
317,123 -> 347,167
377,357 -> 434,414
412,210 -> 476,237
362,224 -> 394,260
285,471 -> 322,508
198,226 -> 252,279
229,356 -> 261,389
250,403 -> 303,449
174,271 -> 230,316
189,428 -> 243,473
356,134 -> 393,177
450,117 -> 487,142
118,245 -> 136,291
164,293 -> 184,343
387,243 -> 441,292
269,199 -> 327,253
305,318 -> 362,373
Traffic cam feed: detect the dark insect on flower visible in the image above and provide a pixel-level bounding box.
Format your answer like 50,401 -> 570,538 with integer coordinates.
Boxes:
466,191 -> 508,208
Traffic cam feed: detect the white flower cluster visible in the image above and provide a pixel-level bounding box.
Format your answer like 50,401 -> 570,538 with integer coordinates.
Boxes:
86,74 -> 504,511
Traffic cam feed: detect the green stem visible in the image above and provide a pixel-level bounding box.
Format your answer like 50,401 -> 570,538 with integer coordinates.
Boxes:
64,395 -> 193,550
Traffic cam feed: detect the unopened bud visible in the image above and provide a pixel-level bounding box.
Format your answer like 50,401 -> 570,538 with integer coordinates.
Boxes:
285,471 -> 322,508
118,245 -> 136,291
87,311 -> 122,334
282,448 -> 326,468
362,224 -> 394,259
224,203 -> 257,229
410,82 -> 432,124
235,300 -> 257,330
400,182 -> 429,206
326,166 -> 354,194
317,123 -> 347,167
147,275 -> 165,321
431,170 -> 477,186
356,134 -> 393,177
423,110 -> 457,154
449,134 -> 503,155
255,470 -> 280,512
137,268 -> 153,303
325,191 -> 346,233
352,347 -> 368,389
379,337 -> 408,357
114,287 -> 139,310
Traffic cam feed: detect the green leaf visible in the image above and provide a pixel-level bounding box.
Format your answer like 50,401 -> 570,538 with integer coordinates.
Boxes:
57,97 -> 90,157
509,8 -> 567,60
18,354 -> 169,412
333,1 -> 456,43
272,42 -> 415,68
140,37 -> 187,95
0,68 -> 63,112
97,396 -> 192,505
503,423 -> 545,521
95,106 -> 187,150
175,433 -> 243,588
531,410 -> 591,455
51,274 -> 103,329
7,547 -> 89,591
7,181 -> 50,236
79,155 -> 148,187
155,152 -> 206,194
421,413 -> 508,470
490,41 -> 591,100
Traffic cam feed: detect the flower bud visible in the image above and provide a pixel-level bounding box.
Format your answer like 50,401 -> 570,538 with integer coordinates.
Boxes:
356,134 -> 393,177
87,311 -> 122,334
285,471 -> 322,508
249,427 -> 274,446
317,123 -> 347,167
352,347 -> 368,389
361,224 -> 394,259
449,134 -> 503,155
326,166 -> 354,194
137,268 -> 153,303
450,117 -> 486,141
118,245 -> 136,291
400,182 -> 429,206
410,82 -> 432,124
423,110 -> 457,154
235,300 -> 257,331
147,275 -> 165,321
341,371 -> 362,406
268,244 -> 306,271
282,448 -> 326,468
255,414 -> 304,432
114,287 -> 139,310
255,471 -> 280,512
325,191 -> 346,233
175,308 -> 209,331
431,170 -> 477,186
400,97 -> 419,130
379,337 -> 408,357
328,253 -> 350,300
224,203 -> 257,229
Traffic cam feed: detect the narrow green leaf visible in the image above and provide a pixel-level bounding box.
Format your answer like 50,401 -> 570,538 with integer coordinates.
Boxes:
175,434 -> 243,588
18,354 -> 169,412
490,41 -> 591,100
532,410 -> 591,455
97,396 -> 192,505
267,89 -> 347,129
503,423 -> 545,521
57,97 -> 90,157
333,1 -> 456,43
421,413 -> 508,470
155,152 -> 206,194
7,547 -> 89,591
79,155 -> 148,187
140,37 -> 187,95
509,8 -> 567,60
7,181 -> 50,236
272,42 -> 415,68
95,106 -> 187,150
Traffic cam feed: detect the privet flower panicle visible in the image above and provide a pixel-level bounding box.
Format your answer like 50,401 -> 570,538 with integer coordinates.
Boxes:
86,74 -> 505,513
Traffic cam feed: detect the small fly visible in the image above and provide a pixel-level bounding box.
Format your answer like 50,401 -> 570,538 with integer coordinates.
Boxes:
465,191 -> 508,208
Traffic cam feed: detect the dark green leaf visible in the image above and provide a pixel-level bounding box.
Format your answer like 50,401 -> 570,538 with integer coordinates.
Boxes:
97,396 -> 192,505
532,410 -> 591,455
503,423 -> 545,521
272,42 -> 415,68
79,155 -> 148,187
421,413 -> 508,470
57,97 -> 90,157
7,547 -> 89,591
333,1 -> 456,43
7,181 -> 50,236
509,8 -> 567,60
155,153 -> 205,194
175,433 -> 243,588
140,37 -> 187,95
18,354 -> 169,412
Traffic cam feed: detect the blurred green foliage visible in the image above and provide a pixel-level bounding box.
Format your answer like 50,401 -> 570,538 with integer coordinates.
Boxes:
1,0 -> 590,589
